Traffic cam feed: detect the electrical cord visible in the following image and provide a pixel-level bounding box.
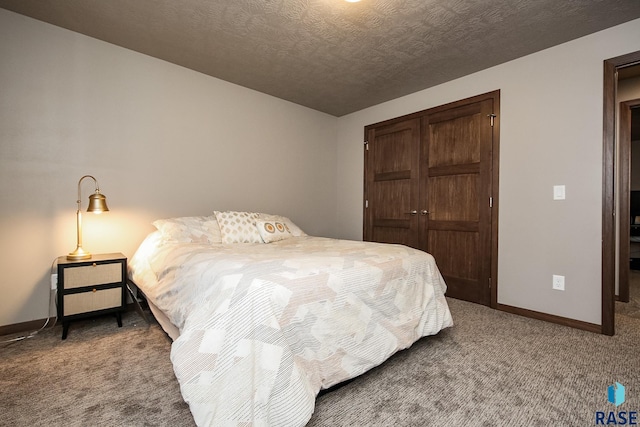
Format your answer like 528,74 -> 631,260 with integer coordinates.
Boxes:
0,257 -> 59,345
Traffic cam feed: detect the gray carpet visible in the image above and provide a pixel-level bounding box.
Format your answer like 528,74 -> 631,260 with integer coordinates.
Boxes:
1,294 -> 639,427
0,312 -> 192,427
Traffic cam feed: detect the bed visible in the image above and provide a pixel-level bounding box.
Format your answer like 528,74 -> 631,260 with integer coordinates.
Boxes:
129,211 -> 453,426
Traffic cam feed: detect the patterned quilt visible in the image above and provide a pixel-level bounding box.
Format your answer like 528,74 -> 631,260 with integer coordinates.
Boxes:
130,234 -> 453,426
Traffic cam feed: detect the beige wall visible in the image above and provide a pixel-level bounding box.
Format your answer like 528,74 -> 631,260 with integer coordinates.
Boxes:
335,18 -> 640,325
0,10 -> 338,327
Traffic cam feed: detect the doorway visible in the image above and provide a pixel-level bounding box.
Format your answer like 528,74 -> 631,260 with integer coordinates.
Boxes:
619,96 -> 640,304
602,51 -> 640,336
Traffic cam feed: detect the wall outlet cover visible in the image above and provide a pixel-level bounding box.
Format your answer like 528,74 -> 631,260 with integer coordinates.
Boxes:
553,185 -> 566,200
552,274 -> 565,291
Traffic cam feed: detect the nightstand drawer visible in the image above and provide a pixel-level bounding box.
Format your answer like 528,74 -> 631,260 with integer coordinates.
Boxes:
63,263 -> 122,289
63,287 -> 122,316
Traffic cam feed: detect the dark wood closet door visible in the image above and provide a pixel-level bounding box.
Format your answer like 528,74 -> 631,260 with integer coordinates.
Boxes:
420,99 -> 494,305
363,118 -> 420,248
364,91 -> 499,307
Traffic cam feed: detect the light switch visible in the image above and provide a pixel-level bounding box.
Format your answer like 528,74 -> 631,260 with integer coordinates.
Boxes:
553,185 -> 565,200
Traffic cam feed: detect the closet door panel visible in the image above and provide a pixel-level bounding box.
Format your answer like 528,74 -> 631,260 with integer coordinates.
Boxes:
364,118 -> 420,248
428,175 -> 479,222
427,230 -> 480,287
420,99 -> 493,306
428,106 -> 482,168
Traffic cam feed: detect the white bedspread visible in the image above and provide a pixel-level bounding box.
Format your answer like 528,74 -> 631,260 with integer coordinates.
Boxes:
130,234 -> 452,426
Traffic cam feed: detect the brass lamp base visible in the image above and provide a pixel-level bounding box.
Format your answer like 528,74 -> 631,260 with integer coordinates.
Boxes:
67,247 -> 92,260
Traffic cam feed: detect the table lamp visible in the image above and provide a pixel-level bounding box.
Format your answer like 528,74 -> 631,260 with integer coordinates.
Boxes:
67,175 -> 109,260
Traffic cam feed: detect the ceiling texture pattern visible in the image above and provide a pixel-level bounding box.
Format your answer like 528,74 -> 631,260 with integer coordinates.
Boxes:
2,0 -> 640,116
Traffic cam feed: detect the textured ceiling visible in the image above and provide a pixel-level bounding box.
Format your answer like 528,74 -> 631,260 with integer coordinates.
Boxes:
2,0 -> 640,116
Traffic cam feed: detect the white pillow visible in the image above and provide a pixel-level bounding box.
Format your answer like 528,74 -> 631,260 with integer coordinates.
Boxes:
152,216 -> 222,244
257,213 -> 307,237
255,220 -> 292,243
214,211 -> 262,244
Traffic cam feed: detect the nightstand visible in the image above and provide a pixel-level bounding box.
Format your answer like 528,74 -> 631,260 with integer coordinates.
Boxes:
56,253 -> 127,339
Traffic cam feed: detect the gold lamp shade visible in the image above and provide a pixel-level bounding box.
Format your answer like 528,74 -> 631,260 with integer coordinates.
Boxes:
87,192 -> 109,213
68,175 -> 109,260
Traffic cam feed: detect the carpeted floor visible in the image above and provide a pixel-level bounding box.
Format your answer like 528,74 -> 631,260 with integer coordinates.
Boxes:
1,291 -> 639,426
0,310 -> 191,427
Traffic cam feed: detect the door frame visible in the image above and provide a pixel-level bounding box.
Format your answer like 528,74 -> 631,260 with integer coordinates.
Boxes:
602,50 -> 640,336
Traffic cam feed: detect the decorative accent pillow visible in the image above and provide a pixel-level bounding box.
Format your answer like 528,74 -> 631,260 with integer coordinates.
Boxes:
214,211 -> 262,244
152,216 -> 222,244
255,220 -> 292,243
257,213 -> 307,237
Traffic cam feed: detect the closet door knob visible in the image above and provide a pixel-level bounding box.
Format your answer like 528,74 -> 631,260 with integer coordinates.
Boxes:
405,210 -> 418,215
421,210 -> 429,215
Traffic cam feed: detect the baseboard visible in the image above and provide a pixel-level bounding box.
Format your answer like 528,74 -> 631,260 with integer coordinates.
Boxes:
0,303 -> 143,338
495,303 -> 602,334
0,317 -> 56,337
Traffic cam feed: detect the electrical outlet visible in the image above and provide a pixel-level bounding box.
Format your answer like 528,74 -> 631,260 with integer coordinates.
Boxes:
51,273 -> 58,290
552,274 -> 565,291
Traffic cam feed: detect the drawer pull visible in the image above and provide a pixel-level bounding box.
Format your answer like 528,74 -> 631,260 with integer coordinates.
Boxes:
92,263 -> 97,267
92,288 -> 97,293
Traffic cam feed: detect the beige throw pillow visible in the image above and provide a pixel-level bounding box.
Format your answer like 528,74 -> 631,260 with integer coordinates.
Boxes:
255,220 -> 292,243
214,211 -> 262,244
